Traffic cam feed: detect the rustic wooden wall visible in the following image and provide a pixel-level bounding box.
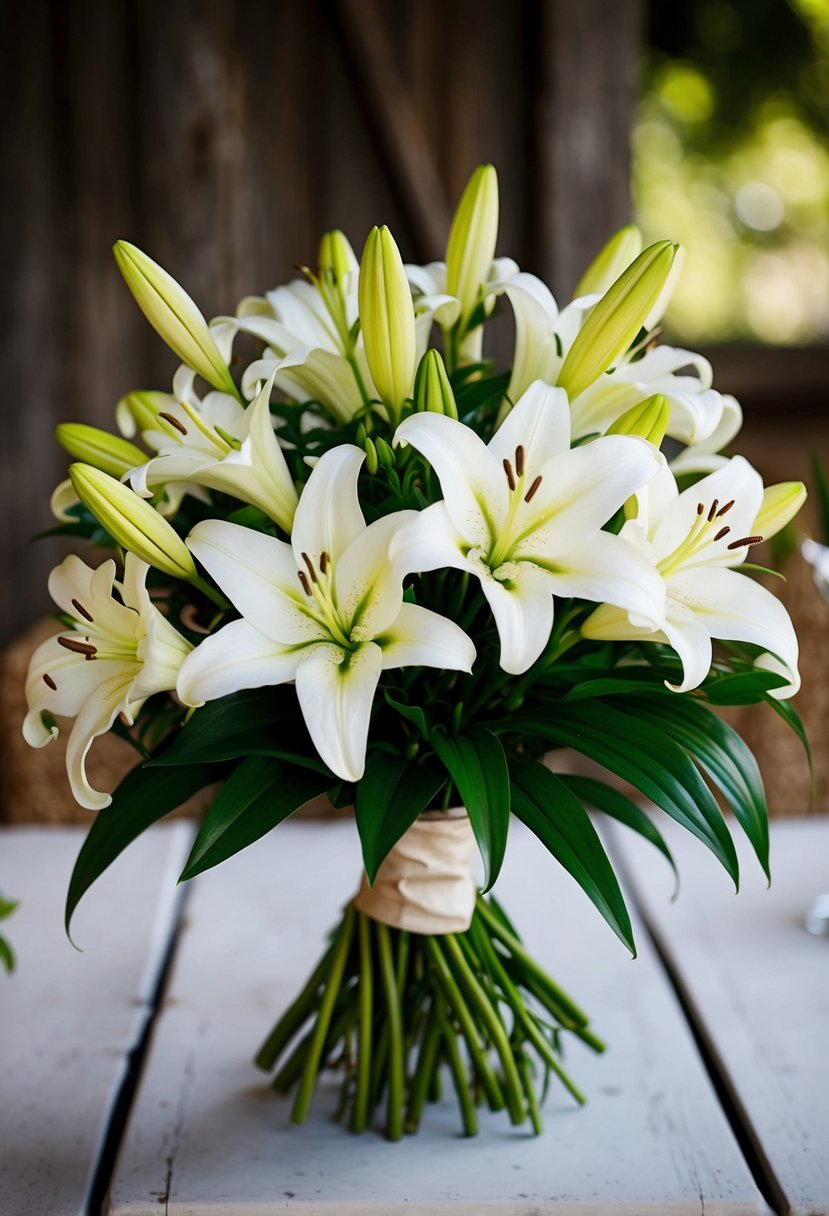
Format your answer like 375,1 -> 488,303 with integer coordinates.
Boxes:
0,0 -> 642,646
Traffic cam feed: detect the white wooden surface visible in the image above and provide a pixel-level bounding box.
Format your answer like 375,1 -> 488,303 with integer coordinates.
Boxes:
108,819 -> 769,1215
0,823 -> 193,1216
613,816 -> 829,1216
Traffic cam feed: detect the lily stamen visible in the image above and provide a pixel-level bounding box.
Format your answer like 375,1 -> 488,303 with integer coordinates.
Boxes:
298,570 -> 312,596
515,445 -> 525,477
71,599 -> 94,622
159,411 -> 188,436
43,673 -> 57,690
728,534 -> 764,550
707,499 -> 719,522
58,636 -> 97,658
302,552 -> 318,584
716,499 -> 735,518
503,458 -> 516,492
524,475 -> 543,503
714,526 -> 730,542
320,551 -> 330,575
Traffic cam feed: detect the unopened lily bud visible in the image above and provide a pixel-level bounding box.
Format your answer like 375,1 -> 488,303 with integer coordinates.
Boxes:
55,424 -> 146,478
358,225 -> 416,422
69,463 -> 196,580
364,437 -> 379,475
413,350 -> 458,419
557,240 -> 678,402
115,390 -> 175,438
113,241 -> 238,397
575,225 -> 643,298
445,165 -> 499,326
607,394 -> 669,448
754,481 -> 807,541
375,437 -> 395,468
319,229 -> 357,288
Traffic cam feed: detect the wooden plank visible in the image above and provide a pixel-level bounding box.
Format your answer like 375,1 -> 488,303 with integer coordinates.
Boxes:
611,816 -> 829,1216
0,823 -> 193,1216
109,819 -> 768,1214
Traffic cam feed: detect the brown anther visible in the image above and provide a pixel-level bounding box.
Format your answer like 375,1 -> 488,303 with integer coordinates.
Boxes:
707,499 -> 719,522
159,411 -> 188,436
319,551 -> 330,575
503,458 -> 516,492
714,526 -> 730,542
57,636 -> 97,657
71,598 -> 94,622
524,475 -> 543,503
697,502 -> 705,515
727,535 -> 764,550
302,553 -> 318,584
298,570 -> 312,596
515,445 -> 525,477
716,499 -> 735,518
43,673 -> 57,691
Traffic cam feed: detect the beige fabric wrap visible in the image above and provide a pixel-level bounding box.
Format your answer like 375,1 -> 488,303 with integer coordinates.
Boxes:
353,810 -> 477,934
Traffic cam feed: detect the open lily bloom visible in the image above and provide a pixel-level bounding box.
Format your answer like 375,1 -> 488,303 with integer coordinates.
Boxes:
406,257 -> 519,363
125,376 -> 299,533
22,554 -> 191,809
178,446 -> 475,781
495,268 -> 733,449
582,456 -> 801,696
393,381 -> 665,675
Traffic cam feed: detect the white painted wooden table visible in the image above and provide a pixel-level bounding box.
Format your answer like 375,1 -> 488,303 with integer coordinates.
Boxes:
2,818 -> 826,1215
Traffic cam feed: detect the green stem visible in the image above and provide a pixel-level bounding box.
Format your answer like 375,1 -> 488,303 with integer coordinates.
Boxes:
516,1053 -> 543,1136
352,912 -> 374,1133
188,573 -> 231,612
255,938 -> 337,1070
376,922 -> 405,1141
291,904 -> 356,1124
441,934 -> 526,1126
424,936 -> 504,1112
435,994 -> 478,1136
476,899 -> 590,1026
405,997 -> 442,1133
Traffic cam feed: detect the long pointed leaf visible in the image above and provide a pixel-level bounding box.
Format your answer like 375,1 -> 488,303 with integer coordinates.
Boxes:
492,701 -> 739,886
432,728 -> 510,890
180,757 -> 331,881
560,774 -> 678,892
66,761 -> 215,938
151,688 -> 296,766
508,753 -> 636,955
355,754 -> 445,884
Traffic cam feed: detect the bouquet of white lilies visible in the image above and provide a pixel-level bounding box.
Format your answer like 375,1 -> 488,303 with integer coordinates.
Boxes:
25,165 -> 806,1138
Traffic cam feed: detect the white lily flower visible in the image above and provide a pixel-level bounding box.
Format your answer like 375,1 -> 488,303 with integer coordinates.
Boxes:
393,381 -> 665,675
582,457 -> 801,697
126,376 -> 299,533
177,446 -> 475,782
22,554 -> 191,809
668,394 -> 743,476
406,257 -> 520,364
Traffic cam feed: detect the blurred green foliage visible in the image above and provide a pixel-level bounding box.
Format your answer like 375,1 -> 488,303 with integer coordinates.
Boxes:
636,1 -> 829,344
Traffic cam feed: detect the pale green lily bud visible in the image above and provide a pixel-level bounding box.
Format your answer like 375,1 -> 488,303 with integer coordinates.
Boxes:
557,240 -> 678,402
55,424 -> 146,478
413,350 -> 458,419
358,226 -> 416,423
115,390 -> 174,438
318,229 -> 357,347
445,164 -> 499,326
113,241 -> 238,397
575,225 -> 643,298
606,394 -> 669,448
754,481 -> 807,541
69,463 -> 196,580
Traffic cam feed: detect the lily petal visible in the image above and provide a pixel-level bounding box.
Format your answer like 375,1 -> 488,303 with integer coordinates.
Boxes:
65,671 -> 140,809
662,605 -> 715,693
291,445 -> 367,571
536,529 -> 666,631
481,562 -> 556,675
177,618 -> 304,706
187,520 -> 326,645
335,510 -> 418,638
378,602 -> 476,673
488,381 -> 571,474
295,641 -> 383,782
389,501 -> 475,579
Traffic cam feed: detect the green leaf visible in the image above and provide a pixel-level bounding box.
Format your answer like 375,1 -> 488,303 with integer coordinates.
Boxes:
432,728 -> 510,891
702,669 -> 789,705
151,688 -> 298,766
0,936 -> 14,974
494,701 -> 739,886
560,774 -> 678,891
383,691 -> 428,738
66,762 -> 216,938
507,754 -> 636,955
180,757 -> 330,881
629,696 -> 770,879
355,754 -> 445,884
0,897 -> 19,922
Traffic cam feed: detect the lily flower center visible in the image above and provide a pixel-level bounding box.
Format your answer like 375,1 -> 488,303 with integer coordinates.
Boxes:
162,399 -> 238,455
657,496 -> 763,578
488,443 -> 543,568
295,551 -> 354,649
